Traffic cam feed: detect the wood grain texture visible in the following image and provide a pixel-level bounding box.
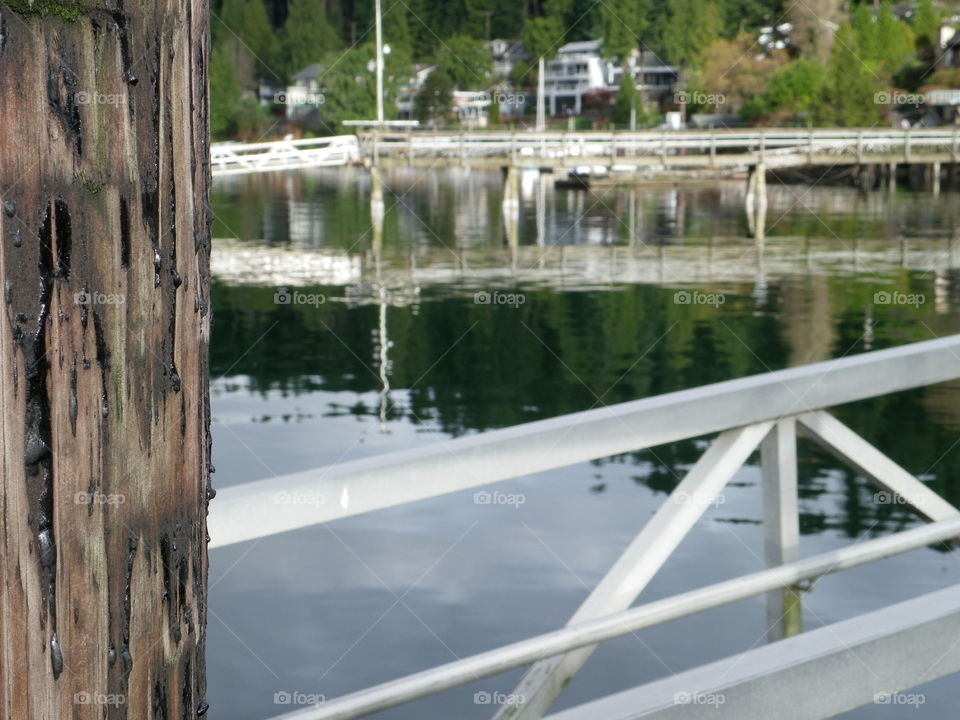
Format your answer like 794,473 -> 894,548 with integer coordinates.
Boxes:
0,1 -> 212,717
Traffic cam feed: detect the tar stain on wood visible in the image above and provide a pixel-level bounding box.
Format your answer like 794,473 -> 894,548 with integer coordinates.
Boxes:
0,1 -> 211,717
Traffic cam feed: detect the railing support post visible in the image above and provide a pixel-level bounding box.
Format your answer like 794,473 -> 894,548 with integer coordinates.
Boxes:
762,418 -> 802,642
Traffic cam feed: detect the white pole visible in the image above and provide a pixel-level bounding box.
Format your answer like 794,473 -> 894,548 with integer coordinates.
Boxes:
537,56 -> 545,131
375,0 -> 384,124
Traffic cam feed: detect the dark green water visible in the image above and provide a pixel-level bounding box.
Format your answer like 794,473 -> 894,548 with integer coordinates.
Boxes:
207,167 -> 960,719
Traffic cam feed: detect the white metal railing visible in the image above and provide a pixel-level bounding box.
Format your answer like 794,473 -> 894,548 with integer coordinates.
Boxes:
210,135 -> 360,176
209,335 -> 960,720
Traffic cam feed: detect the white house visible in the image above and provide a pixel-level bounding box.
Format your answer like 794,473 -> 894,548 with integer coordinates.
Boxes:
283,63 -> 327,119
613,50 -> 679,103
452,91 -> 492,127
543,40 -> 615,116
487,39 -> 529,79
545,41 -> 680,115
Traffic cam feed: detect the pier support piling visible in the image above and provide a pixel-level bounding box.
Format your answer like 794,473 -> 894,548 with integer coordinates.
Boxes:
0,2 -> 212,717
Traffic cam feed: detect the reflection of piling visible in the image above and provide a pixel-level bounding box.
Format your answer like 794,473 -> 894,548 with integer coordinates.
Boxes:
746,163 -> 767,240
370,166 -> 385,257
502,166 -> 520,251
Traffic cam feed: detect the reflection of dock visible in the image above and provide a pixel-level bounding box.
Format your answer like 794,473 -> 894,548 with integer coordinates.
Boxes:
211,236 -> 960,302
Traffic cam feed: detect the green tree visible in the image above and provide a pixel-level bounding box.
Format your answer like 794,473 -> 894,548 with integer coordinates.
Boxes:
319,45 -> 401,130
874,2 -> 914,73
612,70 -> 638,126
662,0 -> 722,69
601,0 -> 646,61
278,0 -> 342,80
434,34 -> 494,89
522,16 -> 565,61
912,0 -> 941,50
765,58 -> 826,115
241,0 -> 278,71
816,24 -> 886,127
744,57 -> 826,124
851,4 -> 879,62
414,69 -> 455,126
210,43 -> 243,139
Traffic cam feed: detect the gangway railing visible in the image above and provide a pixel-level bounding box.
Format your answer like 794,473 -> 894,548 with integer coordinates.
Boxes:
210,135 -> 360,176
209,335 -> 960,720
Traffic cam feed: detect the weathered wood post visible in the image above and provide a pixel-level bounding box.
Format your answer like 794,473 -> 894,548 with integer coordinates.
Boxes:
0,1 -> 211,718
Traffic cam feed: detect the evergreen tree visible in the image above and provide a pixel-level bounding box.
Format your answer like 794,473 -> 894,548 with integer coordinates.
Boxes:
601,0 -> 646,61
241,0 -> 279,73
874,2 -> 914,73
522,16 -> 565,61
662,0 -> 722,69
319,44 -> 401,130
434,34 -> 494,89
612,70 -> 638,126
816,24 -> 886,127
210,43 -> 243,139
912,0 -> 941,49
415,69 -> 455,125
278,0 -> 342,80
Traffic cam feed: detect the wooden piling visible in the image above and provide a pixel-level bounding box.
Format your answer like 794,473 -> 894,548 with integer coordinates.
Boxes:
0,3 -> 212,718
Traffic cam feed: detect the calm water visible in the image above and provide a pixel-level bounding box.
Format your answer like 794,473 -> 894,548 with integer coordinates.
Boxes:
207,167 -> 960,719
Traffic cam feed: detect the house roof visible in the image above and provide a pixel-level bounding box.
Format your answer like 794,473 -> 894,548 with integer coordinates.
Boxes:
558,39 -> 603,55
292,63 -> 325,82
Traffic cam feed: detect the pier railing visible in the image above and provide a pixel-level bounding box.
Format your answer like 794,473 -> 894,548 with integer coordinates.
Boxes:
209,335 -> 960,720
362,128 -> 960,168
209,129 -> 960,174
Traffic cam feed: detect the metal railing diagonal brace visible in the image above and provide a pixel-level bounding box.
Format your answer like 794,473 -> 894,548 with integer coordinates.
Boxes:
796,411 -> 960,522
491,421 -> 774,720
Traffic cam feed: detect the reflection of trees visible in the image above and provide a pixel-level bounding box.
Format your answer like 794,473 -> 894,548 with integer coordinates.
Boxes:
211,270 -> 960,538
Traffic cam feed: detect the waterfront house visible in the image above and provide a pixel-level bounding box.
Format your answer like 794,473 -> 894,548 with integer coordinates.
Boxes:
543,40 -> 614,116
487,39 -> 529,79
546,41 -> 679,116
283,63 -> 327,119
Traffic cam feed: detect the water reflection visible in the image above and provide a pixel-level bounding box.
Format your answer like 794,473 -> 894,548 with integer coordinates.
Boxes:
208,168 -> 960,720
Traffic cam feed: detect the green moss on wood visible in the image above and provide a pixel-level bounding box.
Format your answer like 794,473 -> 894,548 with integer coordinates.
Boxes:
75,172 -> 105,195
0,0 -> 90,21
